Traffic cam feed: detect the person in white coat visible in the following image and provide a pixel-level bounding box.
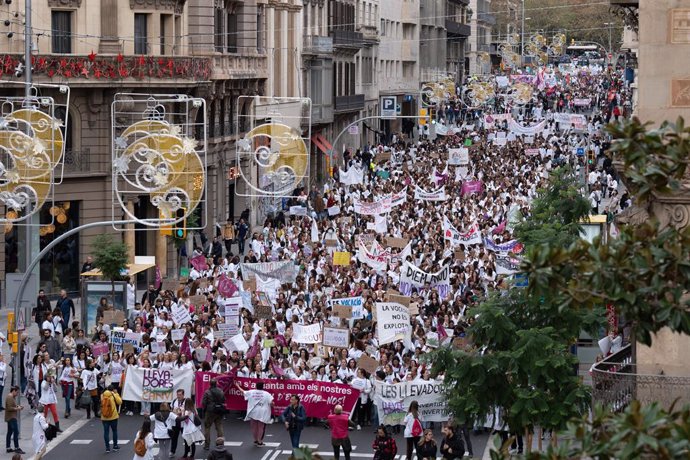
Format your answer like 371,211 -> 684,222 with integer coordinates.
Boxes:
150,402 -> 178,459
133,419 -> 156,460
32,404 -> 49,460
39,374 -> 62,431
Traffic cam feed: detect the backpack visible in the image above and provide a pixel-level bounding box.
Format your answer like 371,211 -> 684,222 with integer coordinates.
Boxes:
411,417 -> 423,437
134,437 -> 147,457
101,392 -> 115,419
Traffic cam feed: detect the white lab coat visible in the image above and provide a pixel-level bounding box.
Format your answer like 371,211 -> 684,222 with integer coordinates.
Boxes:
32,412 -> 49,454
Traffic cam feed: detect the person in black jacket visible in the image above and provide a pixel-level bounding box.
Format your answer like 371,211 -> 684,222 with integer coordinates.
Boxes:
201,380 -> 225,451
440,424 -> 465,460
141,284 -> 160,308
35,290 -> 51,330
207,436 -> 233,460
417,429 -> 438,460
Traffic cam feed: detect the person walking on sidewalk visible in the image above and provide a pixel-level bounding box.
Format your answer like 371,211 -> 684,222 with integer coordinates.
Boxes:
403,400 -> 423,460
100,384 -> 122,453
281,394 -> 306,453
39,374 -> 62,432
234,381 -> 273,446
200,379 -> 225,451
32,404 -> 49,460
5,386 -> 26,455
327,404 -> 354,460
55,290 -> 75,332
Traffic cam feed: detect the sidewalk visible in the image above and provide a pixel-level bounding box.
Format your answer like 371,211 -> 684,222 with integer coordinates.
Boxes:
0,302 -> 89,459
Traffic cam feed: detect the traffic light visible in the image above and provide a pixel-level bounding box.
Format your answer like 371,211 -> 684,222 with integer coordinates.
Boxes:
172,208 -> 187,239
587,151 -> 595,165
419,108 -> 428,125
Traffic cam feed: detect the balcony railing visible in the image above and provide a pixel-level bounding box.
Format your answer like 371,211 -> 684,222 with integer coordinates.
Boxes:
591,344 -> 690,412
303,35 -> 334,55
63,148 -> 94,174
446,19 -> 471,37
334,94 -> 365,113
330,29 -> 365,48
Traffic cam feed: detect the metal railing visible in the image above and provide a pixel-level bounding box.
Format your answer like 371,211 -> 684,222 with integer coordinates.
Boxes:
303,35 -> 334,54
63,148 -> 91,173
334,94 -> 365,112
591,344 -> 690,412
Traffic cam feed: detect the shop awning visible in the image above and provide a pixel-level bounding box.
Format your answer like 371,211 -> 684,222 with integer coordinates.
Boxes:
311,134 -> 333,154
81,262 -> 156,277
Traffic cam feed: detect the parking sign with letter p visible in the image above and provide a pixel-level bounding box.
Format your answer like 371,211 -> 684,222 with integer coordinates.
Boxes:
380,96 -> 397,119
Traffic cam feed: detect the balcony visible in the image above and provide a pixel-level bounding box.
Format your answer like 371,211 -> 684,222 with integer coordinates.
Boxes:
330,29 -> 365,49
609,0 -> 638,5
358,24 -> 379,44
0,54 -> 213,87
312,104 -> 334,124
334,94 -> 365,113
591,345 -> 690,412
210,54 -> 268,80
303,35 -> 334,55
446,20 -> 471,37
63,148 -> 105,175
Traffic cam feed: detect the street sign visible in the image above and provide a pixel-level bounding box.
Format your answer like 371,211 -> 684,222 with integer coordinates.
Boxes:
380,96 -> 397,119
396,103 -> 402,115
576,147 -> 585,156
348,124 -> 359,135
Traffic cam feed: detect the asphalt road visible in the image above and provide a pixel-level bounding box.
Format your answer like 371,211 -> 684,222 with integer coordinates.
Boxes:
38,411 -> 489,460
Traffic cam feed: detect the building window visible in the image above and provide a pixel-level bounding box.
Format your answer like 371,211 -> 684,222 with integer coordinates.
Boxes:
134,13 -> 149,54
214,7 -> 224,52
257,6 -> 265,53
51,10 -> 72,54
226,9 -> 238,53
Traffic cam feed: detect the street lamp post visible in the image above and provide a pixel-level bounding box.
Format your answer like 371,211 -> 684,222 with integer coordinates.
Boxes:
603,22 -> 613,63
521,0 -> 525,65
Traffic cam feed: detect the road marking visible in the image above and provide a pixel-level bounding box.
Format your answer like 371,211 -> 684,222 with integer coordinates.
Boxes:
302,443 -> 319,449
117,439 -> 130,445
263,442 -> 282,447
280,452 -> 376,459
28,417 -> 89,460
259,449 -> 274,460
69,440 -> 92,445
269,449 -> 282,460
224,441 -> 243,446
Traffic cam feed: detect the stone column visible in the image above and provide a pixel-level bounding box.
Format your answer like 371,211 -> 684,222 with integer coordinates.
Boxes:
281,9 -> 289,97
99,0 -> 121,53
124,200 -> 136,263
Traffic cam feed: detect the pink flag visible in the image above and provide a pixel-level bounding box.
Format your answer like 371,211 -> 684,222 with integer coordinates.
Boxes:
180,333 -> 192,360
246,336 -> 261,360
438,323 -> 448,341
270,358 -> 285,377
275,334 -> 287,348
217,274 -> 238,297
191,254 -> 208,272
155,265 -> 162,290
215,367 -> 238,393
492,221 -> 507,235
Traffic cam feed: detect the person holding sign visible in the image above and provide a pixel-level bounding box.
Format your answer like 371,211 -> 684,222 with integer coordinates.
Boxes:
281,395 -> 306,453
234,381 -> 274,446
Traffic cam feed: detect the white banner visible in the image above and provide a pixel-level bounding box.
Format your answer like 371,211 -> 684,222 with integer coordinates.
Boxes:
354,197 -> 392,216
495,255 -> 522,275
448,148 -> 469,166
328,205 -> 341,216
373,380 -> 450,425
390,187 -> 408,207
443,216 -> 483,246
339,166 -> 364,186
375,214 -> 388,234
110,331 -> 142,353
376,302 -> 410,345
357,241 -> 390,271
414,185 -> 447,201
289,205 -> 308,216
327,296 -> 365,319
399,262 -> 450,298
241,260 -> 297,283
293,323 -> 323,344
508,119 -> 547,136
122,367 -> 194,403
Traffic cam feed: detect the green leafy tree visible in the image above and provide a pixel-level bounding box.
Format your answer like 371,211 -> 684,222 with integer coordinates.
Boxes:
92,234 -> 129,304
429,166 -> 603,447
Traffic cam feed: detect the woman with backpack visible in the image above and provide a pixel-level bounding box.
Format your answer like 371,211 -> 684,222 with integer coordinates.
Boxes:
180,397 -> 204,459
133,419 -> 156,460
403,400 -> 423,460
150,402 -> 177,460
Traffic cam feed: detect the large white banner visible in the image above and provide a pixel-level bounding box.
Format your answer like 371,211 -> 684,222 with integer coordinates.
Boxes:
390,187 -> 408,207
399,262 -> 450,298
339,166 -> 364,186
443,216 -> 483,246
354,197 -> 392,215
448,148 -> 469,166
373,380 -> 450,425
293,323 -> 322,344
122,367 -> 194,403
414,185 -> 447,201
357,241 -> 390,271
241,260 -> 297,283
508,119 -> 547,136
376,302 -> 410,345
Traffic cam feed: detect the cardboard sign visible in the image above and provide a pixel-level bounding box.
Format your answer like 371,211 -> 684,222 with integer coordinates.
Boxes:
162,279 -> 182,292
255,304 -> 272,320
123,343 -> 135,356
331,304 -> 353,319
333,251 -> 351,266
151,341 -> 167,354
257,292 -> 271,307
357,354 -> 379,374
375,152 -> 391,162
453,337 -> 469,349
243,278 -> 257,292
409,302 -> 420,316
387,294 -> 411,307
322,327 -> 350,348
325,239 -> 338,247
454,249 -> 465,261
385,237 -> 409,249
101,310 -> 125,326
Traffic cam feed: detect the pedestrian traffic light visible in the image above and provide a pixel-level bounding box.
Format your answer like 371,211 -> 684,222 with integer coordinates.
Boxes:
172,208 -> 186,239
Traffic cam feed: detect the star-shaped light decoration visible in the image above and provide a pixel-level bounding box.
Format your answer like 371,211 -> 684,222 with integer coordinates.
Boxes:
5,170 -> 21,183
236,138 -> 251,151
31,139 -> 46,156
192,174 -> 204,191
114,136 -> 129,149
169,125 -> 182,136
0,117 -> 8,130
52,119 -> 64,130
152,170 -> 169,187
182,137 -> 198,154
112,155 -> 131,174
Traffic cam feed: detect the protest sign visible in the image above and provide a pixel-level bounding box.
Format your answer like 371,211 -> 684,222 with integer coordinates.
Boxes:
453,337 -> 469,349
243,277 -> 257,292
461,181 -> 483,195
328,296 -> 364,319
454,249 -> 465,261
171,304 -> 192,325
195,347 -> 212,362
357,241 -> 390,271
216,323 -> 235,340
255,304 -> 272,320
161,279 -> 182,292
376,302 -> 410,345
426,332 -> 439,348
322,327 -> 350,348
123,367 -> 194,403
195,374 -> 360,417
376,151 -> 392,162
92,342 -> 109,357
123,343 -> 135,355
414,185 -> 447,201
224,334 -> 249,353
353,197 -> 392,216
408,302 -> 419,316
171,329 -> 185,341
289,205 -> 308,216
387,293 -> 411,307
443,216 -> 483,246
328,206 -> 341,216
373,379 -> 449,425
333,251 -> 351,266
293,323 -> 322,344
483,237 -> 524,254
101,310 -> 125,326
357,354 -> 379,374
399,262 -> 451,299
110,330 -> 142,353
448,148 -> 469,166
331,304 -> 353,319
257,292 -> 271,307
242,260 -> 297,283
188,295 -> 206,306
525,148 -> 540,156
385,237 -> 409,249
151,341 -> 166,354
